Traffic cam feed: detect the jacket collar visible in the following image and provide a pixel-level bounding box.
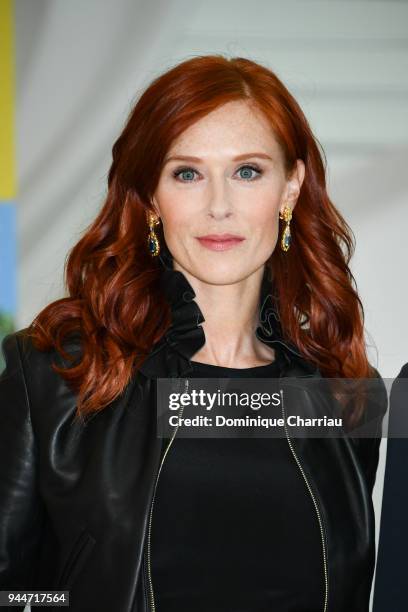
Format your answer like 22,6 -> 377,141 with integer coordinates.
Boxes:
138,243 -> 319,378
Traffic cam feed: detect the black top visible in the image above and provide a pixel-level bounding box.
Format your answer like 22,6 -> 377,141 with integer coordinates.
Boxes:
149,356 -> 325,611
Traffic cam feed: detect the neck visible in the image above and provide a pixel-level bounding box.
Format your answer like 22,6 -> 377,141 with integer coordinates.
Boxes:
172,261 -> 276,368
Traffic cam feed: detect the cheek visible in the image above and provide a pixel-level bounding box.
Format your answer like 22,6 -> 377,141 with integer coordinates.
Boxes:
241,197 -> 281,260
244,196 -> 279,238
161,208 -> 183,232
155,191 -> 185,231
155,179 -> 193,221
159,199 -> 195,248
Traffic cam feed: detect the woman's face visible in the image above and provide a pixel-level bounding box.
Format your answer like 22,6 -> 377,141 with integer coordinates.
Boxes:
152,99 -> 305,285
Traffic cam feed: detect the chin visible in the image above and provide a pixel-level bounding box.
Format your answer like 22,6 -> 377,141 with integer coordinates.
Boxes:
190,266 -> 253,287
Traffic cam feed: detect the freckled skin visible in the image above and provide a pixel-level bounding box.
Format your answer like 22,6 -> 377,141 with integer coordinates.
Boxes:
152,100 -> 305,367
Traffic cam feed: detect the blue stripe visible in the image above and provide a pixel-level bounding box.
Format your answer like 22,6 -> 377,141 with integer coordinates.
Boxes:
0,202 -> 16,314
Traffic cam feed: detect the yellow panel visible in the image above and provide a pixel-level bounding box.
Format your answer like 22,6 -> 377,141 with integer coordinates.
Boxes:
0,0 -> 17,200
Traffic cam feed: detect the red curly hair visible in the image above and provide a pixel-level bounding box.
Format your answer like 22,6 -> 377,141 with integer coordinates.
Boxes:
27,54 -> 376,421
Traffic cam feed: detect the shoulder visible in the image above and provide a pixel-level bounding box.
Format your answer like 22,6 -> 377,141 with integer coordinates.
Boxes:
1,327 -> 83,422
390,362 -> 408,402
1,327 -> 82,376
389,362 -> 408,429
362,365 -> 388,423
396,362 -> 408,379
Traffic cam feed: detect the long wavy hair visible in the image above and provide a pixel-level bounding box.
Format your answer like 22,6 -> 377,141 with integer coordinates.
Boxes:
27,54 -> 377,424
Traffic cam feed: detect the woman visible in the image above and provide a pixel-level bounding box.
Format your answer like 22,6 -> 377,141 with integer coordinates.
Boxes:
0,54 -> 387,612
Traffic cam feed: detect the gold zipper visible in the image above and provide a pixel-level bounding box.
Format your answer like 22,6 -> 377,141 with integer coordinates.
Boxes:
144,379 -> 329,611
145,377 -> 188,612
280,387 -> 329,612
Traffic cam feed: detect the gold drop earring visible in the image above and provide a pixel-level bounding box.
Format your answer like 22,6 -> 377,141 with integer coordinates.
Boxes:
146,211 -> 161,257
279,205 -> 292,252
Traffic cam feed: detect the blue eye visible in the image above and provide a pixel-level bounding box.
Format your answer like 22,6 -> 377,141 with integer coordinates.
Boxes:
172,164 -> 263,182
173,167 -> 198,182
237,164 -> 262,180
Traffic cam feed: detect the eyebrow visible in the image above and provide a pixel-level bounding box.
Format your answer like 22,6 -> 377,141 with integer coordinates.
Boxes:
164,152 -> 274,164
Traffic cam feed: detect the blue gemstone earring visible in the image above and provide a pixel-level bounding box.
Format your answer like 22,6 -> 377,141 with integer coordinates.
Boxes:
146,211 -> 161,257
279,205 -> 292,252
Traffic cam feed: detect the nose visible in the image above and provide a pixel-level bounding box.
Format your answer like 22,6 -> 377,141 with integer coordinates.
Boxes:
206,177 -> 234,220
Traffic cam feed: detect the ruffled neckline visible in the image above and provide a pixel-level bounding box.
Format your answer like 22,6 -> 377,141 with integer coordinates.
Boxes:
138,242 -> 311,378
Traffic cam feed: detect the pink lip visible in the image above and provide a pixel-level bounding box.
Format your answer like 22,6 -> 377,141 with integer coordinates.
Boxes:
196,234 -> 245,252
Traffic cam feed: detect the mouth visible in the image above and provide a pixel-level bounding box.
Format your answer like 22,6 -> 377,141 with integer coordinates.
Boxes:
195,234 -> 246,252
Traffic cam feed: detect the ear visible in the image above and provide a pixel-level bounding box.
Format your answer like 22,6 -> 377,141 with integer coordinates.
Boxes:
281,159 -> 305,214
149,197 -> 161,219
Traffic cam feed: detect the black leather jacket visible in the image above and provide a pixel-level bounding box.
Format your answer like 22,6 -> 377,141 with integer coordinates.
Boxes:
0,258 -> 388,612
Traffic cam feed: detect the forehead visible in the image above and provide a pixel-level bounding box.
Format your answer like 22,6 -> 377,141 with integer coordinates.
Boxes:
166,100 -> 282,161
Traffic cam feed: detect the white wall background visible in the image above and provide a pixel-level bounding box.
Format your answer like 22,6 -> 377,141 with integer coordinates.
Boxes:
14,1 -> 408,609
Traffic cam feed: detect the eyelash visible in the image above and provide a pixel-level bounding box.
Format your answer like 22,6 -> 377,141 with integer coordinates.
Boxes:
172,163 -> 263,183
